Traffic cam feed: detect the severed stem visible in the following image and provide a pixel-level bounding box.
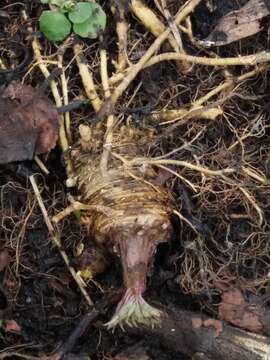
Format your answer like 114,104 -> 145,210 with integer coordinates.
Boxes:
73,43 -> 102,112
115,3 -> 128,72
100,48 -> 115,175
58,48 -> 72,143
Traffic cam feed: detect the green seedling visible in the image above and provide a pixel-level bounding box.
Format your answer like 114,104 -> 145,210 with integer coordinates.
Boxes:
39,1 -> 106,42
39,11 -> 72,41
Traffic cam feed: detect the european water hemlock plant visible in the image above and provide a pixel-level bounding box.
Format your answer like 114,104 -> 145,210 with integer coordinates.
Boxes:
39,0 -> 106,41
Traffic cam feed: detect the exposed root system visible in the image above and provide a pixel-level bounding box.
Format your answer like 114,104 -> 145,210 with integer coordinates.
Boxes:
1,0 -> 270,358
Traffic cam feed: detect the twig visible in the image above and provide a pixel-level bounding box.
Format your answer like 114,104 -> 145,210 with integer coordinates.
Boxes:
29,175 -> 94,306
34,156 -> 50,175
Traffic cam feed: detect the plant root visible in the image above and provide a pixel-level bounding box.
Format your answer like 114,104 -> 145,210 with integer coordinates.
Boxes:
106,289 -> 163,330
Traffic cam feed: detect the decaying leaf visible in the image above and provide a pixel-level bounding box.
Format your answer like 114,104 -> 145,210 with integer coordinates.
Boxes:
201,0 -> 270,47
4,319 -> 21,333
218,287 -> 269,334
0,82 -> 59,164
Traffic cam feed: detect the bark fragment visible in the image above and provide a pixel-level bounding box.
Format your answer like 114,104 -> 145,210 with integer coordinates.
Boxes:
202,0 -> 270,46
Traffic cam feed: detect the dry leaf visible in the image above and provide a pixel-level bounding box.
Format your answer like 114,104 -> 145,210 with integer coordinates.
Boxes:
5,319 -> 21,333
0,81 -> 59,164
218,288 -> 264,333
201,0 -> 270,46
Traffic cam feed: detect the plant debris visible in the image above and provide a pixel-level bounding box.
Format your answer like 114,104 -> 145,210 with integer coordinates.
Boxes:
1,0 -> 270,358
218,287 -> 270,335
4,319 -> 21,333
201,0 -> 270,46
0,82 -> 59,164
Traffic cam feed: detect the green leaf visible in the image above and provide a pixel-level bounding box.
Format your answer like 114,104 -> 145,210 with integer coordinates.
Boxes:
68,2 -> 93,24
73,3 -> 106,39
40,0 -> 50,3
39,10 -> 71,41
51,0 -> 65,5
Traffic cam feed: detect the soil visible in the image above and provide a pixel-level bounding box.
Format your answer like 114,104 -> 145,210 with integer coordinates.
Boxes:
1,0 -> 270,359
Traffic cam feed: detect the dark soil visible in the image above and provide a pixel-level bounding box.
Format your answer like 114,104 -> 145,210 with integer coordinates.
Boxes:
1,0 -> 270,359
0,163 -> 189,358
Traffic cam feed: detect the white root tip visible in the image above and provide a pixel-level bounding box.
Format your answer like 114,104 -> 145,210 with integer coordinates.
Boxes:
105,289 -> 163,330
